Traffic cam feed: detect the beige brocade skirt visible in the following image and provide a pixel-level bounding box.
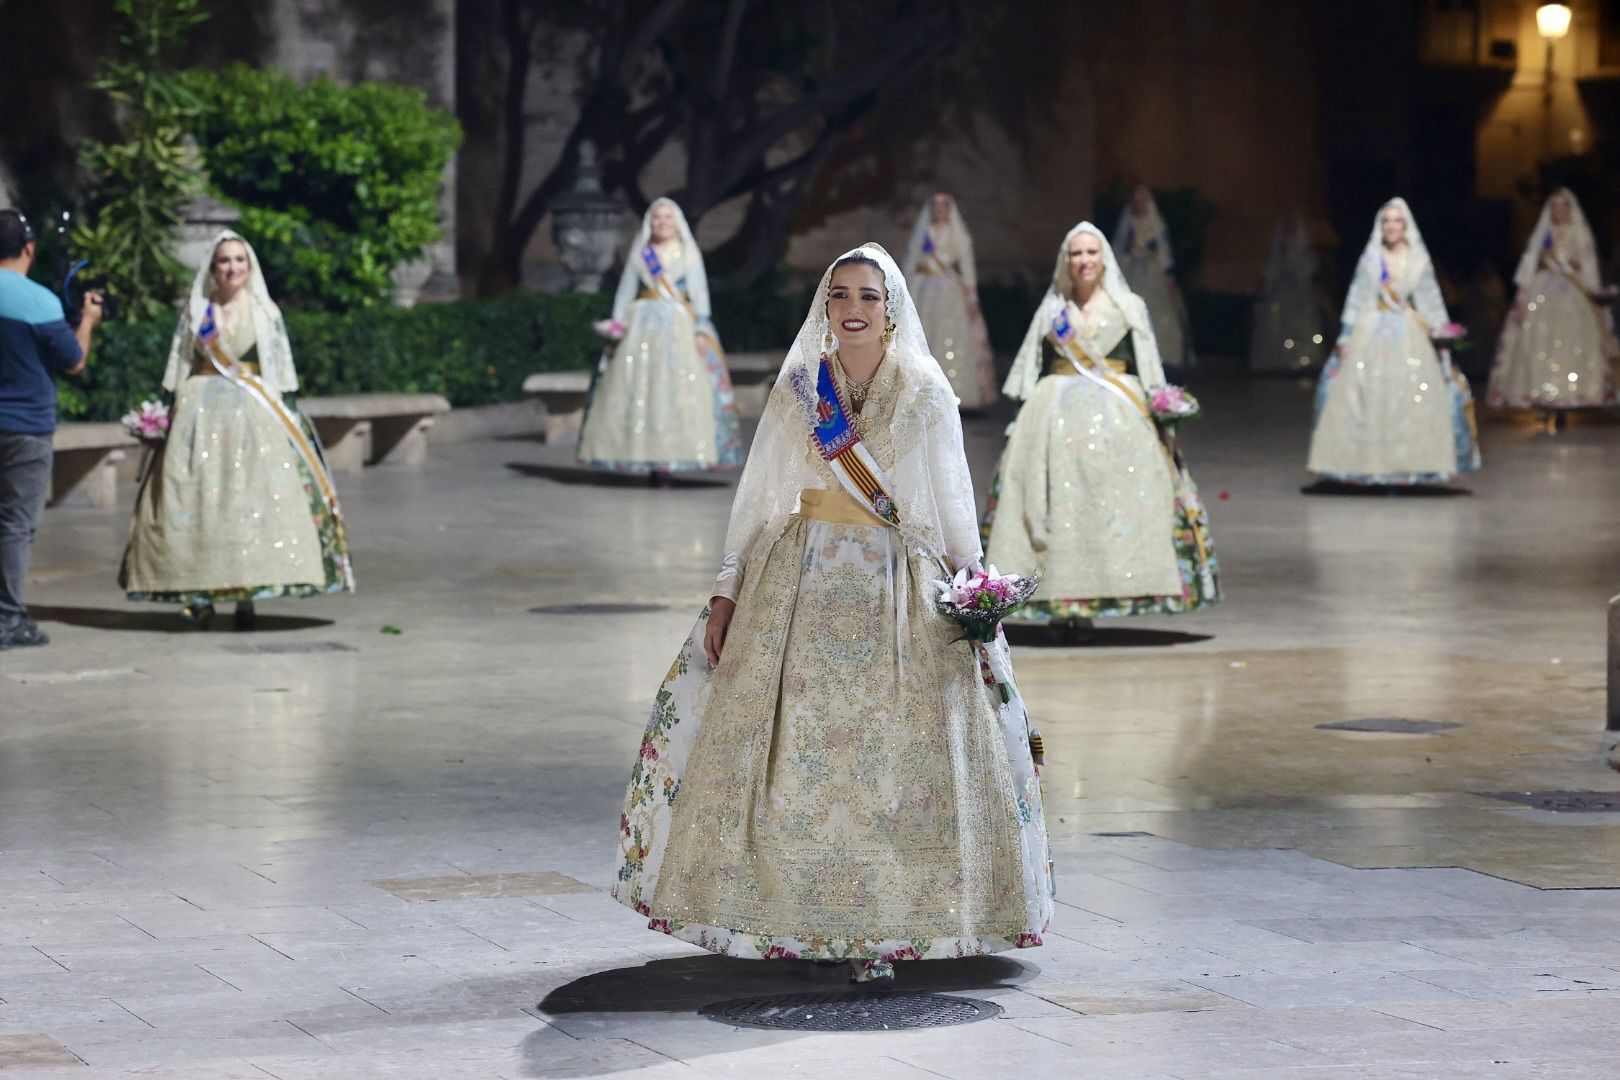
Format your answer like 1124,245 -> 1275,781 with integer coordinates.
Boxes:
647,504 -> 1032,951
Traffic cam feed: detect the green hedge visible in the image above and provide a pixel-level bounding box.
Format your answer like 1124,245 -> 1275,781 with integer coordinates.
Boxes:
186,64 -> 462,312
58,291 -> 608,423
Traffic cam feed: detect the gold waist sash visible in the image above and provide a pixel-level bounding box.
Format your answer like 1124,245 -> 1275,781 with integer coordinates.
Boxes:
798,487 -> 891,527
638,287 -> 690,302
194,359 -> 260,376
1052,355 -> 1128,377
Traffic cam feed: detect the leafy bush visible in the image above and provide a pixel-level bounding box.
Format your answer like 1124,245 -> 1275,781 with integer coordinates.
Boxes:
60,291 -> 608,422
709,270 -> 813,352
72,0 -> 208,320
185,64 -> 461,312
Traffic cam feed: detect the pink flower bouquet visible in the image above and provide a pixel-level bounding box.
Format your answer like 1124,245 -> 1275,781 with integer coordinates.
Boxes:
120,400 -> 170,445
933,564 -> 1039,645
592,317 -> 626,341
1431,321 -> 1470,350
1149,384 -> 1200,428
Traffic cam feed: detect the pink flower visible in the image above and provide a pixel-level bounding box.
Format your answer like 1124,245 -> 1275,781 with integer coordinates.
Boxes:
761,945 -> 800,960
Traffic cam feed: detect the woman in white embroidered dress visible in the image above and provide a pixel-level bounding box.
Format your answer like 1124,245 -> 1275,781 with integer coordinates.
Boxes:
1114,185 -> 1192,372
1250,215 -> 1328,375
1486,188 -> 1617,423
1307,198 -> 1480,485
578,198 -> 743,476
984,223 -> 1218,626
612,244 -> 1052,985
120,232 -> 353,629
903,193 -> 997,408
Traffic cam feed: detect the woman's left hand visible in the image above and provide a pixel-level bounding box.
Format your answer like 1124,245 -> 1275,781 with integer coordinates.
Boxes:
695,332 -> 715,354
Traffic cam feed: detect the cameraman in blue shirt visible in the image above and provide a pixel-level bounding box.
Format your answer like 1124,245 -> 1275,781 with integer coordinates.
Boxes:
0,209 -> 103,649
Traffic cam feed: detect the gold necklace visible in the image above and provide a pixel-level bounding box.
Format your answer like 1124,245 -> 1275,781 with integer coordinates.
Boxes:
835,354 -> 879,407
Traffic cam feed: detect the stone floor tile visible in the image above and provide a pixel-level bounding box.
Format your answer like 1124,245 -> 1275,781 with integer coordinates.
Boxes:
0,1034 -> 82,1069
369,871 -> 595,902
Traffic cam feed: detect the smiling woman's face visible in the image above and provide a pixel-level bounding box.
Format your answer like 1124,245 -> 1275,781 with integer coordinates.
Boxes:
213,240 -> 250,295
1067,231 -> 1104,289
826,262 -> 887,350
1379,205 -> 1407,246
650,203 -> 678,243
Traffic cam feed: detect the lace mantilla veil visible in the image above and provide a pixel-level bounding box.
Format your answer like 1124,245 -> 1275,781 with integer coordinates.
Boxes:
1514,188 -> 1602,293
903,194 -> 978,289
1003,221 -> 1165,401
610,197 -> 715,331
162,230 -> 298,396
1339,198 -> 1449,337
711,243 -> 982,601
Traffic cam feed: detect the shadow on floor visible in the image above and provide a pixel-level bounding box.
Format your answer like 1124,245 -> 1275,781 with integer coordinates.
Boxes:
522,954 -> 1035,1077
28,605 -> 334,634
504,462 -> 731,488
1005,623 -> 1214,649
1300,480 -> 1471,497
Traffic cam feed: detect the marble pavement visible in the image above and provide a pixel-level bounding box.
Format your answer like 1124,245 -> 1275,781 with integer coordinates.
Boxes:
3,376 -> 1620,1078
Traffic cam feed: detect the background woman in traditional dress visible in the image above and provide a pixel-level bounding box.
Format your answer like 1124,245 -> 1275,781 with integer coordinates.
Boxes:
120,232 -> 354,628
578,198 -> 743,478
903,192 -> 997,408
984,222 -> 1218,628
1249,214 -> 1328,375
612,244 -> 1052,986
1114,184 -> 1193,372
1486,188 -> 1617,425
1307,198 -> 1480,486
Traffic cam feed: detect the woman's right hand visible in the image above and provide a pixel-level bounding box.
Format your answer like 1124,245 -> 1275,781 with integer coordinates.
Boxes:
704,597 -> 737,667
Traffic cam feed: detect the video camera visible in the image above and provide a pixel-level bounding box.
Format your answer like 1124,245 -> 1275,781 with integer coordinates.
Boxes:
50,210 -> 119,324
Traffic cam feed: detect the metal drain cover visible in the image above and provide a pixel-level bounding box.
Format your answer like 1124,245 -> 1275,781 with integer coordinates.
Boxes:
529,603 -> 668,615
1316,718 -> 1462,734
1481,790 -> 1620,813
222,641 -> 356,654
701,991 -> 1000,1031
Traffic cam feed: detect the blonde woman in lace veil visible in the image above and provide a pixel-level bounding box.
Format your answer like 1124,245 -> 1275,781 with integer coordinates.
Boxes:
612,243 -> 1052,985
1486,188 -> 1617,424
1114,184 -> 1193,371
578,197 -> 743,478
1249,215 -> 1328,374
984,222 -> 1218,629
1307,198 -> 1481,485
903,192 -> 997,408
119,231 -> 354,628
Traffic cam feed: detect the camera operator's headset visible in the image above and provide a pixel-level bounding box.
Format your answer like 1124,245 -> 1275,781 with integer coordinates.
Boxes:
0,209 -> 36,249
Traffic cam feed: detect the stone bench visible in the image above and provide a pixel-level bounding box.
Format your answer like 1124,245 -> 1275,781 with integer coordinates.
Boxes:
522,371 -> 593,445
726,351 -> 780,418
51,423 -> 139,509
299,393 -> 452,473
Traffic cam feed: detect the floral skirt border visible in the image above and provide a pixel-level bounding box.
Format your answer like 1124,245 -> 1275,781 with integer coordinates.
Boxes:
634,905 -> 1044,962
982,458 -> 1220,620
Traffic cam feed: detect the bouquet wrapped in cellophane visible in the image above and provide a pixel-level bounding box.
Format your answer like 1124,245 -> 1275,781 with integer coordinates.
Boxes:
934,565 -> 1039,704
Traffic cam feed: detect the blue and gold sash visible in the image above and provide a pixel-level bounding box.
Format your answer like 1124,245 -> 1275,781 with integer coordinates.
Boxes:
197,304 -> 356,590
790,354 -> 900,526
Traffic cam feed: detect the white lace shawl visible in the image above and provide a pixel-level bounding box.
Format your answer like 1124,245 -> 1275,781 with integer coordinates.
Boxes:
902,194 -> 978,291
1514,188 -> 1601,293
1337,197 -> 1448,341
162,230 -> 298,395
1003,221 -> 1165,401
711,243 -> 980,601
1113,186 -> 1175,272
609,197 -> 715,334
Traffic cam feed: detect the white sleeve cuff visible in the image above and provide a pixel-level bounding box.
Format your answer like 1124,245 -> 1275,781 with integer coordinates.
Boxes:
711,552 -> 742,602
